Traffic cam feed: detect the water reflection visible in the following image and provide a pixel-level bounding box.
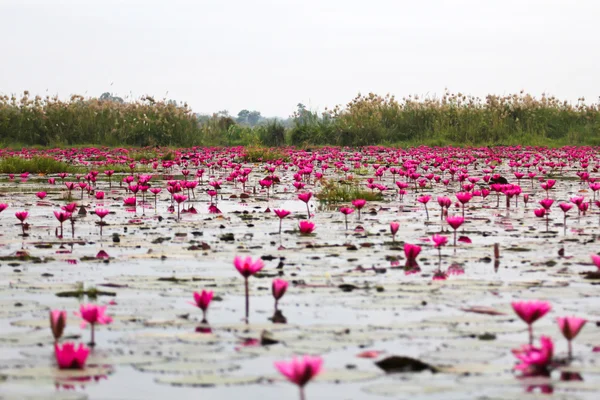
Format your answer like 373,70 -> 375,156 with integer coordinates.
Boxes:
560,371 -> 583,382
404,260 -> 421,275
195,321 -> 213,334
55,373 -> 108,391
270,309 -> 287,324
517,370 -> 585,395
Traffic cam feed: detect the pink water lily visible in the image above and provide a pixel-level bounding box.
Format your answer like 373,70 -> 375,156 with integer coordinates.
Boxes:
15,210 -> 28,222
298,192 -> 312,218
95,208 -> 109,220
512,300 -> 551,344
437,196 -> 451,219
432,234 -> 449,271
15,210 -> 28,236
75,304 -> 113,347
274,209 -> 291,219
456,192 -> 472,217
591,254 -> 600,270
539,198 -> 554,210
557,317 -> 586,358
273,209 -> 291,233
50,310 -> 67,343
275,355 -> 323,400
272,278 -> 288,310
55,342 -> 90,370
190,290 -> 214,322
513,336 -> 553,376
417,195 -> 431,220
390,222 -> 399,242
53,210 -> 71,237
234,256 -> 264,323
299,220 -> 315,235
339,207 -> 354,230
172,193 -> 187,220
352,198 -> 366,220
432,234 -> 448,248
446,215 -> 464,246
404,243 -> 421,263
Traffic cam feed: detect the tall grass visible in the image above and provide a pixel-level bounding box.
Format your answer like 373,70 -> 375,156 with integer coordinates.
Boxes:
242,147 -> 289,162
1,90 -> 599,147
0,156 -> 74,174
0,93 -> 201,147
316,179 -> 383,204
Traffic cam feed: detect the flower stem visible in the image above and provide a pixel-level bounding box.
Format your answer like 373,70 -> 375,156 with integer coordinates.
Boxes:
244,277 -> 249,324
90,323 -> 96,347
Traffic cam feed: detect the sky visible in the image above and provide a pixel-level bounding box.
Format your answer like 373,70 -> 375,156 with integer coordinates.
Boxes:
0,0 -> 598,118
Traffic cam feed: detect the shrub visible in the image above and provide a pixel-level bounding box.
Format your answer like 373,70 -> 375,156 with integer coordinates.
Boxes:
316,179 -> 383,204
0,156 -> 74,174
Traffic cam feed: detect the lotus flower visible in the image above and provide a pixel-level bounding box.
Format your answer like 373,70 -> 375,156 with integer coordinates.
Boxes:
557,317 -> 586,358
275,355 -> 323,400
417,195 -> 431,219
55,342 -> 90,370
190,290 -> 214,322
591,254 -> 600,270
15,210 -> 28,236
15,211 -> 28,222
272,278 -> 288,310
234,256 -> 265,323
75,304 -> 113,347
298,192 -> 312,218
432,234 -> 448,248
437,196 -> 451,219
299,220 -> 315,235
513,336 -> 553,376
404,243 -> 421,263
173,193 -> 187,220
50,310 -> 67,343
62,202 -> 77,213
36,191 -> 47,200
352,198 -> 366,220
274,209 -> 291,234
390,221 -> 399,242
339,207 -> 354,230
512,300 -> 552,344
539,198 -> 554,210
95,208 -> 109,221
446,215 -> 464,246
53,210 -> 71,237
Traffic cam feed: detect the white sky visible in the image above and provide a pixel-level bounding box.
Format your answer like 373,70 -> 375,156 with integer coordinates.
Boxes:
0,0 -> 598,117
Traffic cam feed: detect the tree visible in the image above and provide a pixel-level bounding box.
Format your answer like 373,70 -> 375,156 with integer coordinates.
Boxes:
99,92 -> 124,103
247,111 -> 262,127
237,109 -> 250,124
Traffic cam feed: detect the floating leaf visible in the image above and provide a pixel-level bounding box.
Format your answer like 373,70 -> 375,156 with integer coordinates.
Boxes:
375,356 -> 438,373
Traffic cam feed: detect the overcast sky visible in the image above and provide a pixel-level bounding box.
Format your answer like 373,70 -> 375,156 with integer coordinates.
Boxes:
1,0 -> 598,117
